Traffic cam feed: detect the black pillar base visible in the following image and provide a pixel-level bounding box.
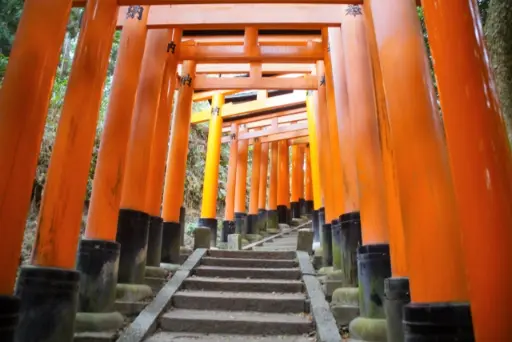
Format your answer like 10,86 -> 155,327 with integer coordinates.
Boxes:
15,266 -> 79,342
221,220 -> 235,242
198,217 -> 218,246
357,244 -> 392,319
277,205 -> 287,224
234,212 -> 247,235
403,302 -> 474,341
287,207 -> 292,224
318,207 -> 325,227
0,295 -> 20,342
384,277 -> 410,342
331,219 -> 342,270
161,221 -> 181,264
298,198 -> 306,216
116,209 -> 150,284
179,206 -> 186,246
321,223 -> 333,267
246,214 -> 258,234
305,200 -> 314,215
258,209 -> 267,232
266,210 -> 278,230
312,210 -> 320,243
76,239 -> 120,313
290,201 -> 300,219
146,216 -> 163,267
340,211 -> 362,287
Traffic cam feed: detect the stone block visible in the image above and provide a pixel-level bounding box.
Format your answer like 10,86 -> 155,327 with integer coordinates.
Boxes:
74,312 -> 124,333
144,266 -> 168,279
349,317 -> 387,342
278,223 -> 290,230
227,234 -> 242,250
193,227 -> 211,249
116,283 -> 153,302
331,304 -> 360,326
296,228 -> 314,253
332,287 -> 359,306
245,234 -> 263,242
180,246 -> 193,255
159,263 -> 180,272
323,280 -> 344,297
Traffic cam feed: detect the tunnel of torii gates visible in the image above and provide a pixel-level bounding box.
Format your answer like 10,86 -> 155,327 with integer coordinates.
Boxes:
0,0 -> 511,341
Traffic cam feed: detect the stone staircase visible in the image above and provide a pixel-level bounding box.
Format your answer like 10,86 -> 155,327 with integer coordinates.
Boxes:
146,249 -> 315,341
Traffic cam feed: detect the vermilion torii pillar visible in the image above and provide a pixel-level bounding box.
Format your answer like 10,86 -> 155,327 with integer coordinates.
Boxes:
222,123 -> 239,242
257,142 -> 270,233
79,6 -> 148,316
423,1 -> 512,339
277,139 -> 290,224
248,137 -> 262,235
16,0 -> 118,340
161,60 -> 197,262
267,141 -> 279,231
0,1 -> 72,335
290,145 -> 302,219
368,0 -> 471,339
234,127 -> 249,235
297,145 -> 305,216
304,145 -> 314,215
117,28 -> 170,285
199,94 -> 225,245
145,28 -> 182,267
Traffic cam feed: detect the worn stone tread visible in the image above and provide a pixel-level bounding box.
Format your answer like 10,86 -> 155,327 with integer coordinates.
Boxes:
74,331 -> 117,342
208,250 -> 297,260
194,265 -> 301,279
173,290 -> 307,313
253,246 -> 297,252
183,276 -> 304,293
160,309 -> 313,335
201,256 -> 297,268
146,332 -> 315,341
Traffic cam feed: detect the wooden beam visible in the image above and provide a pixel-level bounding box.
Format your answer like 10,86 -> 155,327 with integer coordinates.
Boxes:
191,91 -> 306,124
194,75 -> 317,90
193,89 -> 240,101
290,136 -> 309,145
179,43 -> 323,63
227,106 -> 306,125
196,63 -> 314,75
260,128 -> 309,143
222,113 -> 307,132
221,123 -> 308,143
110,5 -> 345,29
184,35 -> 322,44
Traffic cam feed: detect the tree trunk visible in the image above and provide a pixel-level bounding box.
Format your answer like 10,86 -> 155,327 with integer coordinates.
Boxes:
484,0 -> 512,147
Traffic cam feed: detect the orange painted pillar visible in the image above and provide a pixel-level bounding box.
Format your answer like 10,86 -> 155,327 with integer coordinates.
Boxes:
234,129 -> 249,234
267,141 -> 279,229
367,0 -> 469,337
257,142 -> 270,231
80,6 -> 149,313
199,94 -> 225,244
0,0 -> 72,298
297,145 -> 305,210
144,28 -> 182,267
290,145 -> 301,218
161,60 -> 197,263
248,137 -> 262,234
117,28 -> 171,284
277,140 -> 290,224
423,1 -> 512,339
306,92 -> 324,245
304,145 -> 314,213
223,123 -> 239,241
328,26 -> 360,214
18,0 -> 118,338
322,28 -> 346,221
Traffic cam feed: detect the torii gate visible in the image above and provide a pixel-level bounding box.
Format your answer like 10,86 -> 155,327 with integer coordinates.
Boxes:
0,1 -> 510,342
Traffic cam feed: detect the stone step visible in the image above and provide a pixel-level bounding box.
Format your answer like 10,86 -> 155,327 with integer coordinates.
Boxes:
160,309 -> 313,335
252,246 -> 297,252
183,276 -> 304,293
146,332 -> 315,342
208,249 -> 297,260
201,256 -> 297,268
194,266 -> 301,280
172,290 -> 308,313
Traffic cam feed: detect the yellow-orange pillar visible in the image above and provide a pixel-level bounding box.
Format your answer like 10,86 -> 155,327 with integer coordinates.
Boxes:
0,0 -> 72,295
306,92 -> 324,244
86,7 -> 149,242
224,124 -> 239,222
290,145 -> 301,218
234,129 -> 249,234
117,29 -> 171,284
329,26 -> 360,213
199,94 -> 225,243
277,140 -> 290,224
367,0 -> 469,327
144,29 -> 182,267
297,145 -> 305,205
31,0 -> 118,270
161,60 -> 196,263
304,145 -> 313,207
267,141 -> 279,229
322,27 -> 346,220
423,1 -> 512,339
248,137 -> 262,233
257,142 -> 270,231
